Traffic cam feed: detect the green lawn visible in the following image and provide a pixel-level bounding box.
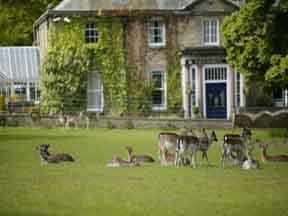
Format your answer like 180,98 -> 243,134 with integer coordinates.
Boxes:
0,127 -> 288,216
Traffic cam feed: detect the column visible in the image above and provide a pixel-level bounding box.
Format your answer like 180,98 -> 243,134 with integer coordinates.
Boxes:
26,82 -> 30,101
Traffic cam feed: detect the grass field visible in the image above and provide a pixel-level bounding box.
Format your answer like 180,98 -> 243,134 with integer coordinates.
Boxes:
0,127 -> 288,216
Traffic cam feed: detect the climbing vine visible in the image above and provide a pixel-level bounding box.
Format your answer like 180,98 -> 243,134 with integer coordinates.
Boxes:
41,17 -> 127,114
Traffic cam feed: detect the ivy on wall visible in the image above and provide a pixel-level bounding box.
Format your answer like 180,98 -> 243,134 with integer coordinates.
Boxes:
165,16 -> 182,113
41,17 -> 127,114
41,15 -> 183,116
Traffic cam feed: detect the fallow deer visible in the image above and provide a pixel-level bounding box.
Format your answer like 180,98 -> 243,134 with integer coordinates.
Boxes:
242,146 -> 260,170
126,146 -> 155,163
158,132 -> 179,164
259,143 -> 288,162
60,112 -> 89,128
106,155 -> 140,167
36,144 -> 74,165
198,130 -> 218,165
221,128 -> 252,168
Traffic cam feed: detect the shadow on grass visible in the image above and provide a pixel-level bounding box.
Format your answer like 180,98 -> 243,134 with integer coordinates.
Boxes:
0,211 -> 50,216
0,134 -> 86,142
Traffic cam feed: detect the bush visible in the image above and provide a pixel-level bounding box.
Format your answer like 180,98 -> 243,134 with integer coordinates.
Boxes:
106,120 -> 116,129
124,120 -> 135,129
269,128 -> 288,138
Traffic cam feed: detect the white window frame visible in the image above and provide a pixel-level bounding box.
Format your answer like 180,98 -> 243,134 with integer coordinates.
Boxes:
202,64 -> 231,120
202,18 -> 220,46
148,18 -> 166,48
85,23 -> 99,43
87,72 -> 104,112
151,71 -> 167,111
234,72 -> 245,107
189,65 -> 199,107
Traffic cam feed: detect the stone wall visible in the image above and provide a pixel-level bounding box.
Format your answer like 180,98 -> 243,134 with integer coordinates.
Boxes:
1,114 -> 232,129
235,109 -> 288,128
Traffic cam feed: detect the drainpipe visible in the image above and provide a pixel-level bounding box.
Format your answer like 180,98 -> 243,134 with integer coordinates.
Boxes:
285,89 -> 288,107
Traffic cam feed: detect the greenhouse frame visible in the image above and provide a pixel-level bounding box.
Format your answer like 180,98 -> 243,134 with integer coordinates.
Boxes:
0,47 -> 40,104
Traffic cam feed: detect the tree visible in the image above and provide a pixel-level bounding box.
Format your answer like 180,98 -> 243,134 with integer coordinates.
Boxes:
222,0 -> 288,90
0,0 -> 60,45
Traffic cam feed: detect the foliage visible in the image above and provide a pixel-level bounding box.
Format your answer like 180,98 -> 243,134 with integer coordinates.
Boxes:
166,16 -> 182,112
41,22 -> 89,113
0,0 -> 60,45
222,0 -> 288,89
269,128 -> 288,138
41,17 -> 127,114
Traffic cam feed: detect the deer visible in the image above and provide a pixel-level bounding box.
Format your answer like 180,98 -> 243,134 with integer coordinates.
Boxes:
198,130 -> 218,165
36,144 -> 74,165
259,143 -> 288,162
175,130 -> 218,168
125,146 -> 155,163
241,145 -> 260,170
59,111 -> 89,128
158,132 -> 179,164
221,128 -> 252,168
106,155 -> 140,167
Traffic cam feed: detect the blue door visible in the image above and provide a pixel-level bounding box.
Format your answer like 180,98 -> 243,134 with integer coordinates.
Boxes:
206,83 -> 227,119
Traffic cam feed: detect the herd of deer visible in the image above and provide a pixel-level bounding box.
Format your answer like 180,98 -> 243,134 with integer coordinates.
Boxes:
36,127 -> 288,169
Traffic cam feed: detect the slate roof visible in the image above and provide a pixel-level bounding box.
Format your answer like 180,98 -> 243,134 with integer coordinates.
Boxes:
0,47 -> 40,82
53,0 -> 197,11
53,0 -> 240,11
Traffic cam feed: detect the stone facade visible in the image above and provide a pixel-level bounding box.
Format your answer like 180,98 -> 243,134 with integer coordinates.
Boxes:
35,0 -> 244,120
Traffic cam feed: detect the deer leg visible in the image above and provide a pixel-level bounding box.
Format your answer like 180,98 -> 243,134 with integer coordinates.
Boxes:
203,151 -> 210,166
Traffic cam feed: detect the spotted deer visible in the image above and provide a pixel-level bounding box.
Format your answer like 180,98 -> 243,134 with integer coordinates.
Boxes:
221,128 -> 252,168
175,130 -> 218,168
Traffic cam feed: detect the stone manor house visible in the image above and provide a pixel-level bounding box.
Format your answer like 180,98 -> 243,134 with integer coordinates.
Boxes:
34,0 -> 287,119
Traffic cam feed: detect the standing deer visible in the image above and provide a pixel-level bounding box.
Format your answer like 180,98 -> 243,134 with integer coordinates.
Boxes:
198,130 -> 218,165
158,132 -> 179,164
126,146 -> 155,163
259,143 -> 288,162
221,128 -> 252,168
59,112 -> 89,128
36,144 -> 74,165
175,130 -> 218,168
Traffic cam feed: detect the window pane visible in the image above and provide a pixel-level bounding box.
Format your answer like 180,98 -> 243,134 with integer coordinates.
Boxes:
152,90 -> 163,106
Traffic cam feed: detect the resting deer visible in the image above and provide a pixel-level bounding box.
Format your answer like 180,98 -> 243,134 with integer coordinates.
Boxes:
259,143 -> 288,162
106,155 -> 140,167
126,146 -> 155,163
36,144 -> 74,165
242,145 -> 260,170
221,128 -> 252,168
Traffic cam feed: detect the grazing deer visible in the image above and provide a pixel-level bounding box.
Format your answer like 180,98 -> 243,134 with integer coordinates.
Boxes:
106,155 -> 140,167
259,143 -> 288,162
221,128 -> 252,168
126,146 -> 155,163
158,132 -> 179,163
36,144 -> 74,165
